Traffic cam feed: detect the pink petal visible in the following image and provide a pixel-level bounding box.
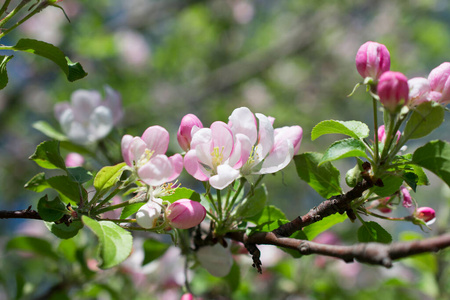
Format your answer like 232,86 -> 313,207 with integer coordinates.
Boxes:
184,150 -> 210,181
255,113 -> 274,158
167,153 -> 184,182
259,139 -> 294,174
138,154 -> 173,186
210,121 -> 234,159
141,126 -> 169,155
121,135 -> 134,166
228,107 -> 258,145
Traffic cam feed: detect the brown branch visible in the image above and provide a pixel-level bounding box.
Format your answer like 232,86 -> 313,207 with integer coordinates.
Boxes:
0,206 -> 41,220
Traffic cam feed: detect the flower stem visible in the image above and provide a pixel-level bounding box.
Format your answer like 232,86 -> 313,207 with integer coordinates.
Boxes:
0,1 -> 47,39
372,97 -> 380,167
0,0 -> 12,18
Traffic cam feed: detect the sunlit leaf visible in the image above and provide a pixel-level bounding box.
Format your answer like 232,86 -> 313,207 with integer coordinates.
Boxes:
311,120 -> 370,140
403,101 -> 444,140
29,140 -> 66,170
319,138 -> 368,165
94,163 -> 127,193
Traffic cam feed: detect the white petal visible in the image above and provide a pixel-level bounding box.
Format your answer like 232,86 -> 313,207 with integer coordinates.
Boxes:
209,164 -> 240,190
258,140 -> 294,174
138,154 -> 173,186
89,106 -> 113,140
255,113 -> 274,158
228,107 -> 257,144
70,89 -> 102,122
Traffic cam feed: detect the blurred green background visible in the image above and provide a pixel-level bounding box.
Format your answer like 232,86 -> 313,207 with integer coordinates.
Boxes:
0,0 -> 450,299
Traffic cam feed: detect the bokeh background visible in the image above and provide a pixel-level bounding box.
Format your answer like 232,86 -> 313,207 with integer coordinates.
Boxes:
0,0 -> 450,299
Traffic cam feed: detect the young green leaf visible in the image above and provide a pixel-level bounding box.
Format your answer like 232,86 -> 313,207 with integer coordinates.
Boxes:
120,202 -> 145,219
29,140 -> 66,170
24,172 -> 50,192
37,195 -> 67,222
161,187 -> 201,203
47,175 -> 87,204
357,221 -> 392,243
234,185 -> 267,219
142,239 -> 170,266
319,138 -> 368,165
0,55 -> 13,90
9,39 -> 87,82
67,167 -> 93,184
45,220 -> 84,239
94,163 -> 127,193
246,205 -> 286,231
32,121 -> 68,141
412,140 -> 450,187
294,153 -> 342,199
82,216 -> 133,269
371,174 -> 403,197
303,213 -> 348,240
403,101 -> 445,140
311,120 -> 370,140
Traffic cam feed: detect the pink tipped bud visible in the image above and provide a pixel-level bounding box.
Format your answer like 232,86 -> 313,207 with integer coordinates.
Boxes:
415,207 -> 436,225
408,77 -> 431,107
428,62 -> 450,105
167,199 -> 206,229
400,186 -> 412,208
377,125 -> 401,144
377,71 -> 409,112
355,41 -> 390,80
65,152 -> 85,167
177,114 -> 203,151
181,294 -> 194,300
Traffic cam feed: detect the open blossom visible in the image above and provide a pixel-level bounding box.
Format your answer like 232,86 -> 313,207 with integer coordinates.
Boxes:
355,41 -> 390,80
184,121 -> 245,190
377,125 -> 401,144
408,77 -> 431,107
166,199 -> 206,229
228,107 -> 302,176
177,114 -> 203,152
54,87 -> 123,145
121,126 -> 183,186
377,71 -> 409,112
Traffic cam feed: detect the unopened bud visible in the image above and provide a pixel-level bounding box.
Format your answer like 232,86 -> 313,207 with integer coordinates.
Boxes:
65,152 -> 84,167
136,199 -> 163,229
167,199 -> 206,229
377,71 -> 409,112
355,41 -> 390,80
177,114 -> 203,151
415,207 -> 436,225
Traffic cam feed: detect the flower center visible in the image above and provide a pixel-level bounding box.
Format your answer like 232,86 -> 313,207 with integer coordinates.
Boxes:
211,146 -> 224,170
137,148 -> 154,168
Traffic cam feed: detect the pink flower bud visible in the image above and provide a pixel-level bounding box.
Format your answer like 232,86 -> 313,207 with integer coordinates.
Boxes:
377,125 -> 401,144
377,197 -> 392,213
65,152 -> 84,167
167,199 -> 206,229
355,41 -> 390,80
400,186 -> 412,208
415,207 -> 436,225
377,71 -> 409,112
408,77 -> 431,107
428,62 -> 450,105
177,114 -> 203,151
180,294 -> 194,300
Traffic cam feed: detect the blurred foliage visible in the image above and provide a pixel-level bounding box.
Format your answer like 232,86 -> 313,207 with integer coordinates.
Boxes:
1,0 -> 450,299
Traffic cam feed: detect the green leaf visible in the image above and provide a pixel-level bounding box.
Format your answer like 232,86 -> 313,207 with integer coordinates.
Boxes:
402,172 -> 418,192
345,158 -> 364,188
58,239 -> 77,262
10,38 -> 87,82
294,153 -> 342,199
67,167 -> 93,184
47,175 -> 86,204
0,55 -> 13,90
37,195 -> 66,222
24,172 -> 50,192
6,236 -> 58,260
45,220 -> 83,239
161,187 -> 201,203
246,205 -> 286,231
403,101 -> 445,140
32,121 -> 68,141
94,163 -> 127,193
29,140 -> 66,170
412,140 -> 450,187
319,138 -> 368,165
224,262 -> 241,292
303,213 -> 348,240
82,216 -> 133,269
142,239 -> 170,266
371,174 -> 403,197
120,202 -> 145,219
235,185 -> 267,219
311,120 -> 370,140
357,221 -> 392,243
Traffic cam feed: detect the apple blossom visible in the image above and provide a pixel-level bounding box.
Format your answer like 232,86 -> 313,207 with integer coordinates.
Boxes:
400,186 -> 412,208
54,87 -> 123,145
355,41 -> 390,80
377,197 -> 392,213
136,199 -> 163,229
228,107 -> 303,176
428,62 -> 450,105
121,126 -> 183,186
184,121 -> 244,190
196,244 -> 233,277
177,114 -> 203,152
65,152 -> 84,167
415,207 -> 436,225
377,71 -> 409,112
166,199 -> 206,229
181,294 -> 194,300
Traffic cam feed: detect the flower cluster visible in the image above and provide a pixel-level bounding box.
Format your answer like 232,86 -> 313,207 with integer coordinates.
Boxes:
121,107 -> 302,230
